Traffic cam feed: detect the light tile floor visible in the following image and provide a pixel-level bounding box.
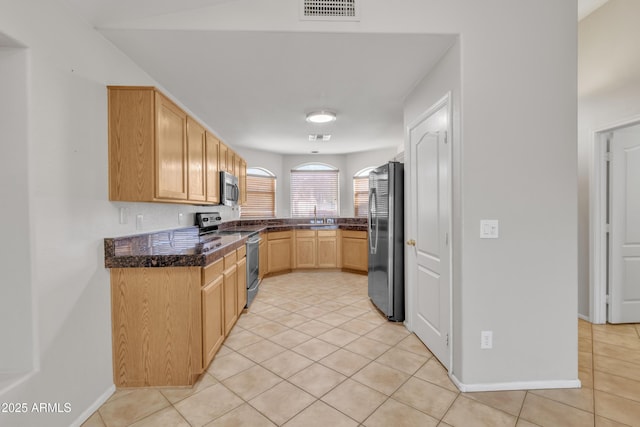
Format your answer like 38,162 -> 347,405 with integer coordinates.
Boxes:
83,271 -> 640,427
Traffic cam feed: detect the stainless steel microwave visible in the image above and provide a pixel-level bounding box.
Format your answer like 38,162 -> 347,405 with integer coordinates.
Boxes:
220,171 -> 239,207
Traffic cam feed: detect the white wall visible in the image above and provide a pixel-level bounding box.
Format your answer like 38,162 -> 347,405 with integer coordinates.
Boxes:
578,0 -> 640,319
0,1 -> 579,424
0,2 -> 236,426
0,45 -> 33,377
236,147 -> 396,218
404,40 -> 463,379
402,3 -> 577,387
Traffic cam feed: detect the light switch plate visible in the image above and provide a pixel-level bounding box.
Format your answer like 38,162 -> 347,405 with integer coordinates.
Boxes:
480,220 -> 499,238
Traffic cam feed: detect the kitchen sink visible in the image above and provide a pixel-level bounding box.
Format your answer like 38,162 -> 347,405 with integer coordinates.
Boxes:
310,225 -> 338,230
293,223 -> 338,230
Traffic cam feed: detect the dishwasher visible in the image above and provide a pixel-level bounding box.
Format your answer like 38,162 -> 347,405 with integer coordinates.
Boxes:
245,234 -> 261,307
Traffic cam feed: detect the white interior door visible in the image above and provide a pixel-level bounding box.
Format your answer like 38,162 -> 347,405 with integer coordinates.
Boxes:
408,101 -> 451,368
608,127 -> 640,323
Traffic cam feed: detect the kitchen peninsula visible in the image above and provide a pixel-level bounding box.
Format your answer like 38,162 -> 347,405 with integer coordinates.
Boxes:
104,218 -> 367,388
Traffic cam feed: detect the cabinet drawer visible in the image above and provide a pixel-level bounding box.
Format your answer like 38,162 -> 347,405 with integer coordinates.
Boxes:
296,230 -> 315,238
342,230 -> 367,239
224,252 -> 237,268
236,245 -> 246,259
269,231 -> 293,240
317,230 -> 336,237
202,258 -> 224,285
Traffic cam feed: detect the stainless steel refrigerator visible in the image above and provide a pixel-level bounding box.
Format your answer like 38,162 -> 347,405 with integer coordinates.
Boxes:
368,161 -> 404,322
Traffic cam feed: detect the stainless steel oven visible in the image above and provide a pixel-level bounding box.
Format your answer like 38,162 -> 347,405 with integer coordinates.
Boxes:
220,171 -> 239,207
196,212 -> 261,308
245,234 -> 260,307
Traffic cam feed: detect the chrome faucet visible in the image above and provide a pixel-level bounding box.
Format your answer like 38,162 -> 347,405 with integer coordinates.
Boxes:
313,205 -> 317,224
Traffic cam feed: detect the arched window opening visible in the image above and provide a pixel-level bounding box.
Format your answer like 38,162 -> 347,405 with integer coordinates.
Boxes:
241,167 -> 276,218
290,163 -> 339,218
353,167 -> 375,217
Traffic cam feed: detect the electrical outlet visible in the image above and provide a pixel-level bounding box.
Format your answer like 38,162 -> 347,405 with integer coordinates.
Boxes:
481,331 -> 493,349
178,212 -> 184,225
119,207 -> 128,224
136,214 -> 143,230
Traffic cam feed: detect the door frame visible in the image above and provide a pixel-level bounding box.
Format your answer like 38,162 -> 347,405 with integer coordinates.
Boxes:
405,92 -> 453,370
589,115 -> 640,324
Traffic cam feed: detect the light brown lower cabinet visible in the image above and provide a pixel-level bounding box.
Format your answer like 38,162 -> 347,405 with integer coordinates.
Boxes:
237,251 -> 247,314
317,230 -> 338,268
110,246 -> 248,388
294,230 -> 316,268
223,251 -> 238,335
267,231 -> 293,273
341,230 -> 368,273
110,267 -> 202,388
202,259 -> 224,368
259,232 -> 267,280
265,229 -> 367,276
293,229 -> 338,269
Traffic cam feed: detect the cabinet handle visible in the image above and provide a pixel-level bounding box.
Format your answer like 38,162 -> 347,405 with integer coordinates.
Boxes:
406,239 -> 416,246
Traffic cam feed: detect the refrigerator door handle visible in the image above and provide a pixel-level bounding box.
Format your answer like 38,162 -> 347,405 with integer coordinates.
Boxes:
369,188 -> 378,254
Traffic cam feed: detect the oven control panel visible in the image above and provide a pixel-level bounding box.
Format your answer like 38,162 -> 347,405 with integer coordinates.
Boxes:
196,212 -> 222,228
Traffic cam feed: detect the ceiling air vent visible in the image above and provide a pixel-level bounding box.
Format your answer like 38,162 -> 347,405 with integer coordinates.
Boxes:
301,0 -> 360,21
309,134 -> 332,141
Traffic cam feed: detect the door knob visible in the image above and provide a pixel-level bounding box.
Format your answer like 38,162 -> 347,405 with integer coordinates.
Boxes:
406,239 -> 416,246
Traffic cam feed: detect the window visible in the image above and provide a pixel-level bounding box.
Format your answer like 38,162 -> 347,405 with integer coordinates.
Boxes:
353,167 -> 375,217
290,163 -> 339,217
241,167 -> 276,218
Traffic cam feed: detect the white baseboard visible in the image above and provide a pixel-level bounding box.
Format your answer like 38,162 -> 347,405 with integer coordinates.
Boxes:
450,374 -> 582,393
70,384 -> 115,427
578,313 -> 591,322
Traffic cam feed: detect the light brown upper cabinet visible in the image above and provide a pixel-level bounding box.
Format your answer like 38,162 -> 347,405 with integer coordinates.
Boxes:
219,142 -> 229,174
187,117 -> 206,202
109,86 -> 189,202
108,86 -> 246,205
205,132 -> 220,204
239,159 -> 247,205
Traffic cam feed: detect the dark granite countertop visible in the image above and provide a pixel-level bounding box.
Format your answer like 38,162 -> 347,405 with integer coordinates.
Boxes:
105,218 -> 367,269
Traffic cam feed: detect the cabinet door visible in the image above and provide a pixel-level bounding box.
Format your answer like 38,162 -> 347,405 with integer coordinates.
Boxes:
187,117 -> 206,202
342,237 -> 368,272
219,142 -> 229,174
223,265 -> 237,335
267,239 -> 292,273
205,132 -> 220,203
237,257 -> 247,314
108,87 -> 155,202
234,154 -> 241,179
317,236 -> 337,268
110,267 -> 202,387
239,159 -> 247,205
259,237 -> 267,278
155,92 -> 188,200
296,237 -> 316,268
202,275 -> 224,368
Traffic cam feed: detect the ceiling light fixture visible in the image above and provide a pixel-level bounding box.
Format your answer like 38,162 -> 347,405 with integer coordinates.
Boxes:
306,110 -> 336,124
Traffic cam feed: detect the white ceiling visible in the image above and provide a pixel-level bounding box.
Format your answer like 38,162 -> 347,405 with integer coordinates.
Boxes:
578,0 -> 610,21
58,0 -> 594,155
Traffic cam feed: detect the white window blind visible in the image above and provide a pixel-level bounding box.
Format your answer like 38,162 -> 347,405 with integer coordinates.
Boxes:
353,176 -> 369,217
290,167 -> 339,217
241,173 -> 276,218
353,167 -> 374,218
